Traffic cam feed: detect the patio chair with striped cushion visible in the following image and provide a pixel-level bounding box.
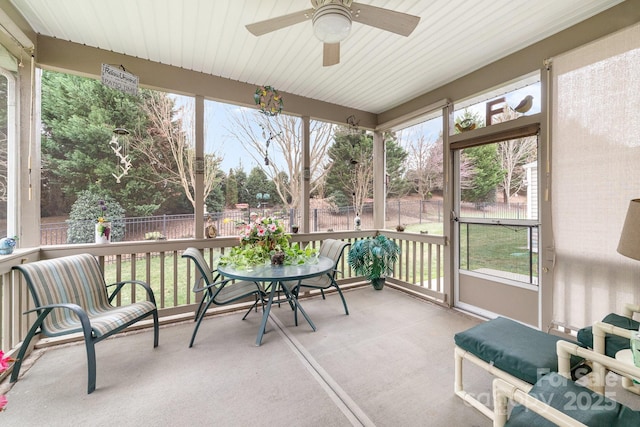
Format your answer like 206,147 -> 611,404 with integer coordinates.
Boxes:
10,253 -> 159,394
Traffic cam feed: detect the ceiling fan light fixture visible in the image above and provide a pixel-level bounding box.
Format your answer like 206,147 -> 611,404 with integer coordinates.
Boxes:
313,4 -> 352,44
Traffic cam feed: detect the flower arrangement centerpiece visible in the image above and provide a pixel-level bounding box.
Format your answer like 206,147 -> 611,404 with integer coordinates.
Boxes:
95,199 -> 112,244
219,217 -> 317,268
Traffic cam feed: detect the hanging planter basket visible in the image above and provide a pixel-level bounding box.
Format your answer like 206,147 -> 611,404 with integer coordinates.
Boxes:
254,85 -> 283,116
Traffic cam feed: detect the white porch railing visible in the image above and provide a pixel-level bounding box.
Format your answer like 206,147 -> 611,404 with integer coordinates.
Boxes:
0,230 -> 446,360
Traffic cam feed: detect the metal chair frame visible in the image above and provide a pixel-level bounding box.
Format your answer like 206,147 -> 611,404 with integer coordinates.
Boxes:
288,239 -> 350,325
11,254 -> 159,394
182,248 -> 265,347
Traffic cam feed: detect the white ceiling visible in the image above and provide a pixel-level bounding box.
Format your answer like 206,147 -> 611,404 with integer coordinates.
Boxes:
9,0 -> 624,114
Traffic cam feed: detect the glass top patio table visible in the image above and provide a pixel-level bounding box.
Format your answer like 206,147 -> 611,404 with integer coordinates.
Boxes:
218,255 -> 334,346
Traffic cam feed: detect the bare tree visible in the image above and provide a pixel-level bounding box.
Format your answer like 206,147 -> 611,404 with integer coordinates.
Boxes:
494,107 -> 537,205
402,132 -> 443,199
350,144 -> 374,216
133,92 -> 222,210
324,130 -> 375,216
400,119 -> 476,203
225,109 -> 334,210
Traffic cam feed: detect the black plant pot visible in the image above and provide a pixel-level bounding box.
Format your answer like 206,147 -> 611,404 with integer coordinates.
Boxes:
371,277 -> 385,290
271,251 -> 285,265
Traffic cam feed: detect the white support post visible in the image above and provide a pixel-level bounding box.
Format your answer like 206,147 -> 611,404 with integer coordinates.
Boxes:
372,131 -> 385,229
195,95 -> 204,239
301,116 -> 310,233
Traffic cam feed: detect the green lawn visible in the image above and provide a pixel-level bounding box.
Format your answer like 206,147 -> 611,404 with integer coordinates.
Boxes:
459,223 -> 538,282
103,250 -> 223,308
103,224 -> 537,309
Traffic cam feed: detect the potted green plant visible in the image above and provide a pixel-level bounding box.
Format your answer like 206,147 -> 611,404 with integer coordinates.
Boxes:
347,233 -> 401,290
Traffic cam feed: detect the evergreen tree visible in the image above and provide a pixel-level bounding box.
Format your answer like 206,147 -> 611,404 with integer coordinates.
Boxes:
41,70 -> 164,217
245,166 -> 277,210
453,109 -> 504,205
461,144 -> 504,205
225,169 -> 238,208
235,168 -> 248,203
325,129 -> 371,213
325,129 -> 407,213
384,132 -> 409,198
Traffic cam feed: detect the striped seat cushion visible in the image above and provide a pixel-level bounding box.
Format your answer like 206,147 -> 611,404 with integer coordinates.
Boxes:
73,300 -> 157,338
17,254 -> 155,337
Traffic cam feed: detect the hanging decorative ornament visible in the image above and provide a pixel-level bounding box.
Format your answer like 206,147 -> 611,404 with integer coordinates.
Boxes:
346,114 -> 359,134
259,124 -> 282,166
109,127 -> 132,183
254,85 -> 283,116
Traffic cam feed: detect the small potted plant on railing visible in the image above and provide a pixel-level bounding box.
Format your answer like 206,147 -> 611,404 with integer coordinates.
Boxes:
347,232 -> 401,290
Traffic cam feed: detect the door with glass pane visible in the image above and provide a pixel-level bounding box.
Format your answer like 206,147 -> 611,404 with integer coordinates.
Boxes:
453,131 -> 541,326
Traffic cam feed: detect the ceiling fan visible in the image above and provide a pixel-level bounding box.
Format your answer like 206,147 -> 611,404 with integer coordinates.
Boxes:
245,0 -> 420,67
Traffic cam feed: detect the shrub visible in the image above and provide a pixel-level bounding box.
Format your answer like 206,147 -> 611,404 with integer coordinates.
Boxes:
66,190 -> 126,243
327,191 -> 350,214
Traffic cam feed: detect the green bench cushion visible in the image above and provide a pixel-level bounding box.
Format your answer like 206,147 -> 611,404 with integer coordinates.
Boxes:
577,313 -> 640,358
454,317 -> 581,384
505,372 -> 640,426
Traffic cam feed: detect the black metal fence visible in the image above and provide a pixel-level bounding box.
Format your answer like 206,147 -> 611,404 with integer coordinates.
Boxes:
39,199 -> 526,245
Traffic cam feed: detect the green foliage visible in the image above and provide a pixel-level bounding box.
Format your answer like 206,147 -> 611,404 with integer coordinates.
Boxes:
454,109 -> 485,133
66,190 -> 126,243
206,186 -> 225,213
325,129 -> 408,213
235,168 -> 249,203
40,70 -> 170,217
461,144 -> 504,204
224,169 -> 238,207
205,168 -> 226,212
460,223 -> 538,279
218,217 -> 317,267
131,204 -> 161,217
328,190 -> 350,211
245,166 -> 277,208
384,132 -> 410,198
348,234 -> 401,282
325,130 -> 371,203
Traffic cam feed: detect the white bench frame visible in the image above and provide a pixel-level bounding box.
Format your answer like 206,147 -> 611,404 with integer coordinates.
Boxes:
454,346 -> 533,420
493,340 -> 640,427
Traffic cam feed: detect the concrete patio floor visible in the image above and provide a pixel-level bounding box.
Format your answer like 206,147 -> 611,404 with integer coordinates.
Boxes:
0,286 -> 505,426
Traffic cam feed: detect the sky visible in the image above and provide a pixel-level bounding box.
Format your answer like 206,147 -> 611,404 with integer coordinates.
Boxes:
176,79 -> 542,173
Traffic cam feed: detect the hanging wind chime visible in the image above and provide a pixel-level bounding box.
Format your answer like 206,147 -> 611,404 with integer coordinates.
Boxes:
110,127 -> 132,183
254,85 -> 284,166
259,124 -> 282,166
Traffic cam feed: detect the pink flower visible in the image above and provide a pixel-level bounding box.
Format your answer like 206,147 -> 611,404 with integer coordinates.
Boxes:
267,223 -> 277,232
0,350 -> 10,372
0,394 -> 6,411
256,227 -> 266,237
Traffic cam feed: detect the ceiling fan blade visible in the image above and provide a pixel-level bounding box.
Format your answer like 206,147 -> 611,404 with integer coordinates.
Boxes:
351,2 -> 420,37
323,43 -> 340,67
246,8 -> 314,36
